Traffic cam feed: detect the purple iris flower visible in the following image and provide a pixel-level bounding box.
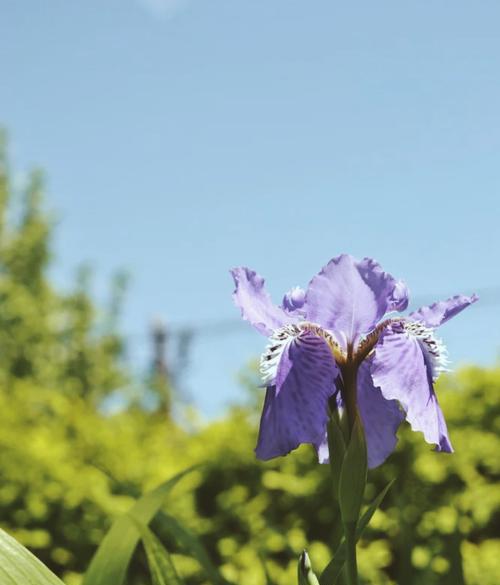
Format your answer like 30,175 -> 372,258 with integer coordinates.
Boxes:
230,254 -> 477,469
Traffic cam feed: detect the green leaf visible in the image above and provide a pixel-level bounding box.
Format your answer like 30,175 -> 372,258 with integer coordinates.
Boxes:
445,528 -> 466,585
319,480 -> 395,585
327,413 -> 347,501
132,519 -> 184,585
82,465 -> 199,585
154,511 -> 230,585
343,521 -> 357,585
0,528 -> 65,585
338,415 -> 367,524
298,551 -> 320,585
258,551 -> 276,585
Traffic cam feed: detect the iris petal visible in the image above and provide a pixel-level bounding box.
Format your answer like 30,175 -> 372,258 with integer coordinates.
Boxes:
314,363 -> 403,469
305,255 -> 408,347
371,324 -> 453,453
358,360 -> 404,468
230,267 -> 294,336
255,330 -> 339,460
409,294 -> 478,328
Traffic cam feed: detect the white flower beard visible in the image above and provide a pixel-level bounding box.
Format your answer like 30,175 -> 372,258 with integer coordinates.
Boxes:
260,322 -> 343,386
404,321 -> 450,381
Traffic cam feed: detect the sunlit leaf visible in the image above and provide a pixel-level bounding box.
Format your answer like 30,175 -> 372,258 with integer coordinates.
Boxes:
154,511 -> 230,585
319,479 -> 394,585
82,466 -> 198,585
0,528 -> 65,585
132,519 -> 184,585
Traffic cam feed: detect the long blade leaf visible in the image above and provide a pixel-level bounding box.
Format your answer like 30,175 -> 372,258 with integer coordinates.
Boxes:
327,413 -> 346,501
0,528 -> 65,585
154,510 -> 230,585
132,519 -> 184,585
83,465 -> 199,585
319,479 -> 394,585
258,551 -> 276,585
338,415 -> 367,524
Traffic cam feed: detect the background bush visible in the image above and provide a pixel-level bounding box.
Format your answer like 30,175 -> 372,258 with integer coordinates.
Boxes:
0,136 -> 498,584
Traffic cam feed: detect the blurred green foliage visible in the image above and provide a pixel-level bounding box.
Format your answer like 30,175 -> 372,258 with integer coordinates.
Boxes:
0,131 -> 127,404
0,132 -> 499,584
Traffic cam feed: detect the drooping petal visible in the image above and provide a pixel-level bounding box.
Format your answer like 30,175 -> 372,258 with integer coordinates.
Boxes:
231,267 -> 295,336
402,321 -> 450,381
371,323 -> 453,452
260,323 -> 342,389
357,360 -> 404,468
255,330 -> 339,460
305,255 -> 409,347
314,363 -> 403,469
409,293 -> 478,328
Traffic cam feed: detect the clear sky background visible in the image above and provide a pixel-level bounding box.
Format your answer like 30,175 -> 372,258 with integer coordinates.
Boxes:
1,0 -> 499,417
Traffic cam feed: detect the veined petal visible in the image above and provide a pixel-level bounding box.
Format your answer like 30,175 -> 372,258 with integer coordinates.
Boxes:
305,255 -> 409,347
230,267 -> 295,336
358,360 -> 404,468
255,330 -> 339,460
371,323 -> 453,452
315,364 -> 403,469
260,322 -> 343,389
409,293 -> 478,328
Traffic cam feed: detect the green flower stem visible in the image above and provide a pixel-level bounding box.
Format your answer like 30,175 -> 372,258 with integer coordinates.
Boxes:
343,521 -> 358,585
337,357 -> 363,585
339,361 -> 358,437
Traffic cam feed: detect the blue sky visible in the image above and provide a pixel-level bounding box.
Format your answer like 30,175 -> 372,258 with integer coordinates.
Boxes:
1,0 -> 499,416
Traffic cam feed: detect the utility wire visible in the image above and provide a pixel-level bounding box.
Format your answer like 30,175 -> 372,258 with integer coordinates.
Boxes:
163,285 -> 500,339
130,285 -> 499,400
125,285 -> 499,344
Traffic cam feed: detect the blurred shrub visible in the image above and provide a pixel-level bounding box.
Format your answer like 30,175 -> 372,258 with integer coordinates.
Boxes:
0,133 -> 498,584
1,365 -> 499,585
0,131 -> 127,405
185,366 -> 500,585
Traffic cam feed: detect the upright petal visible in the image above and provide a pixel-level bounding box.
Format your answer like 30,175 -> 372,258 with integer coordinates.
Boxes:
371,323 -> 453,452
255,330 -> 339,460
231,267 -> 295,336
358,360 -> 404,468
282,286 -> 306,313
409,294 -> 478,328
305,255 -> 408,346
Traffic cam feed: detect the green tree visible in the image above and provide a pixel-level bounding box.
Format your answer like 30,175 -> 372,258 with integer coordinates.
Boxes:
0,130 -> 126,403
0,132 -> 498,585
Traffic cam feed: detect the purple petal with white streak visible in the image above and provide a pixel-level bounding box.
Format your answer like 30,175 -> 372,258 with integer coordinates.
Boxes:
371,323 -> 453,452
255,330 -> 339,460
